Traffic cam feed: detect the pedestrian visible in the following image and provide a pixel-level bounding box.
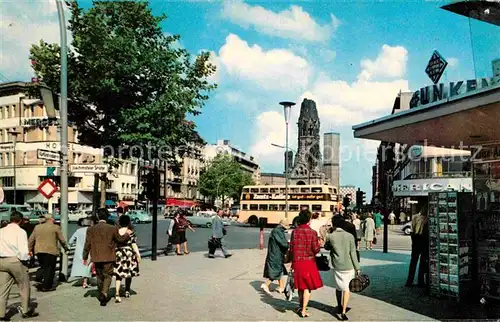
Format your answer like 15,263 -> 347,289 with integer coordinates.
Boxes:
68,217 -> 93,288
113,215 -> 141,303
28,213 -> 70,292
399,211 -> 406,224
83,208 -> 131,306
176,210 -> 195,255
0,211 -> 39,319
374,210 -> 382,235
352,214 -> 362,250
362,214 -> 376,250
164,216 -> 175,255
335,215 -> 360,263
324,215 -> 360,321
289,210 -> 323,318
208,210 -> 232,259
405,204 -> 428,288
389,211 -> 396,225
261,218 -> 290,295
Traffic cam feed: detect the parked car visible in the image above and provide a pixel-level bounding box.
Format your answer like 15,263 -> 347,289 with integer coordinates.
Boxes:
189,211 -> 231,228
107,212 -> 119,225
126,210 -> 152,224
69,210 -> 92,224
402,223 -> 412,235
0,204 -> 33,222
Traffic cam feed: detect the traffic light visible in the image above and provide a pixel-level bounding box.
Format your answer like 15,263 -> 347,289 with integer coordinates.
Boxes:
355,188 -> 366,210
139,171 -> 154,200
342,196 -> 350,209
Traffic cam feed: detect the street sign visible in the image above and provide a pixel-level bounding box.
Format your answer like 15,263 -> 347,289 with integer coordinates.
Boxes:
70,164 -> 109,173
46,167 -> 56,176
425,50 -> 448,84
37,149 -> 60,162
37,179 -> 58,199
0,187 -> 4,204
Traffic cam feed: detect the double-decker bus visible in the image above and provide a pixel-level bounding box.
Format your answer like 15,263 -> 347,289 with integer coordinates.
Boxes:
238,184 -> 340,226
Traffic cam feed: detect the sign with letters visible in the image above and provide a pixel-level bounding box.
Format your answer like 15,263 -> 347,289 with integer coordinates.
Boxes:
243,193 -> 331,201
410,76 -> 500,109
425,51 -> 448,84
392,178 -> 473,197
70,164 -> 109,173
37,149 -> 60,162
23,117 -> 59,128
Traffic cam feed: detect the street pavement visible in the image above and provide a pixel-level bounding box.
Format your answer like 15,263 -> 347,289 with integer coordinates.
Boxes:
6,246 -> 498,321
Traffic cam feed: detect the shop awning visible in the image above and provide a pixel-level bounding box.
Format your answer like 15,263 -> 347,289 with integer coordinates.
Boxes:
441,1 -> 500,26
166,199 -> 196,207
353,83 -> 500,148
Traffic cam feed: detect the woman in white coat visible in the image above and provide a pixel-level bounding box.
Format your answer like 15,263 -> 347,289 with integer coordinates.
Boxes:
68,217 -> 93,287
362,214 -> 376,250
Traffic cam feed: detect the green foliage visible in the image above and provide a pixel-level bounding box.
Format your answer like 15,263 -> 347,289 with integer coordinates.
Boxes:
29,1 -> 216,168
198,154 -> 254,204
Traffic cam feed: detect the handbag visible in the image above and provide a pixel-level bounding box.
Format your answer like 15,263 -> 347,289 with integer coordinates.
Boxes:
284,250 -> 292,264
349,273 -> 370,292
315,254 -> 330,271
284,270 -> 295,301
373,237 -> 378,245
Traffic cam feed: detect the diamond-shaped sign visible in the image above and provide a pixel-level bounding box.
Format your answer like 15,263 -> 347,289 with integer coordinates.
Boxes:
425,50 -> 448,84
37,179 -> 58,199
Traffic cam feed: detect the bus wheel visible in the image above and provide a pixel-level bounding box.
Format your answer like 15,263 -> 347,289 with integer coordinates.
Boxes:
248,215 -> 259,227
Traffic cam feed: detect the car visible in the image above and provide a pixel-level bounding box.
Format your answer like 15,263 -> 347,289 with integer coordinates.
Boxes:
189,211 -> 231,228
126,210 -> 152,224
402,223 -> 412,235
107,212 -> 119,225
69,210 -> 92,223
0,204 -> 33,222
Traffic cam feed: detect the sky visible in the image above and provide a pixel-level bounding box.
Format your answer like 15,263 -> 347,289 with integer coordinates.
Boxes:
1,0 -> 499,200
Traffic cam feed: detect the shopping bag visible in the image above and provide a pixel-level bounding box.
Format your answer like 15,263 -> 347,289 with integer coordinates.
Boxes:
373,237 -> 377,245
284,270 -> 294,301
349,273 -> 370,293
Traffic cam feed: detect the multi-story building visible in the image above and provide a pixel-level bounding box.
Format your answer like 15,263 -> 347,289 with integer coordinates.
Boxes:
204,140 -> 260,183
0,81 -> 117,209
260,172 -> 285,185
323,132 -> 340,188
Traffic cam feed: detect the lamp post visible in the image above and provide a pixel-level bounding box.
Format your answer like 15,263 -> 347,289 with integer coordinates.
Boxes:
280,101 -> 295,220
56,0 -> 69,279
8,130 -> 21,204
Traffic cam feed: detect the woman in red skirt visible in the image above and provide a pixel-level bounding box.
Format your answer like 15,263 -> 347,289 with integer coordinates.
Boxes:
289,210 -> 323,318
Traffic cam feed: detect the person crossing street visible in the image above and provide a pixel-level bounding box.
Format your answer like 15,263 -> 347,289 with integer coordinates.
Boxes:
208,210 -> 232,259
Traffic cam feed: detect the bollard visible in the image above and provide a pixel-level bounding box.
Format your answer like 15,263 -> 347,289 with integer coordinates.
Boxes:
259,226 -> 264,250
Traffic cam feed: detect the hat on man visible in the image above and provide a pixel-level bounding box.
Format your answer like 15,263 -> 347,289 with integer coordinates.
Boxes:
43,213 -> 53,220
279,218 -> 290,229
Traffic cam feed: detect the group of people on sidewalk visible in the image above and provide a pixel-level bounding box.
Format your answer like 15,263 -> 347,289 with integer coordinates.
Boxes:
0,207 -> 143,320
262,210 -> 360,321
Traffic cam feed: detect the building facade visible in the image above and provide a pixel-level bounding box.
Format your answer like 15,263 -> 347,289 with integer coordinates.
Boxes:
260,172 -> 286,185
323,132 -> 340,188
339,185 -> 356,200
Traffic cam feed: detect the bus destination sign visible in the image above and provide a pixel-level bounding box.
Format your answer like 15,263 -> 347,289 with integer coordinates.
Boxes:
243,193 -> 331,201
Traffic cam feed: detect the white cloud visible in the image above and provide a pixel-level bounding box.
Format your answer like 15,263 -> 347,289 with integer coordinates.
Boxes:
447,57 -> 459,68
218,34 -> 312,92
221,0 -> 340,42
0,1 -> 71,82
358,44 -> 408,81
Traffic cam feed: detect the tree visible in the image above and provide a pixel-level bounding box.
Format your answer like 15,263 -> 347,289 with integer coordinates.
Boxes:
29,1 -> 216,207
198,154 -> 254,207
29,1 -> 215,166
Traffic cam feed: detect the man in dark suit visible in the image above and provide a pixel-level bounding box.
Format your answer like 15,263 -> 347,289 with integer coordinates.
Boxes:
83,208 -> 131,306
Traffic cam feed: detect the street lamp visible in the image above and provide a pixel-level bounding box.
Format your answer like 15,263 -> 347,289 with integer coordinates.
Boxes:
56,0 -> 69,280
280,101 -> 295,219
8,129 -> 21,204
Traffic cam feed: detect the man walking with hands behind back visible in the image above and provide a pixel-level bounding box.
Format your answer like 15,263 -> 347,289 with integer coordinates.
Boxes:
209,210 -> 231,259
83,208 -> 131,306
28,213 -> 70,292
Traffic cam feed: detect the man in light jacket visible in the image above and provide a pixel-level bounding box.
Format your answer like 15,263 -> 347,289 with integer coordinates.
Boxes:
209,210 -> 232,259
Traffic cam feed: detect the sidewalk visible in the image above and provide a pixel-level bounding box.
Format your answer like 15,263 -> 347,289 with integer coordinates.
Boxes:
4,248 -> 497,321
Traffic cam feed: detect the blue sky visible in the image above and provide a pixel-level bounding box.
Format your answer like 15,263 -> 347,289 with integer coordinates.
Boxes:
2,0 -> 499,199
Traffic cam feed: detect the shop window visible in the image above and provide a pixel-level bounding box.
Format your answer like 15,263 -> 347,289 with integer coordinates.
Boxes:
242,204 -> 248,210
259,204 -> 268,211
312,205 -> 322,211
249,204 -> 258,211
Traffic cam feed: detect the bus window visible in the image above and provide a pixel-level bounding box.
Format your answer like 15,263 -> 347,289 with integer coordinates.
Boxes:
279,204 -> 286,211
328,188 -> 333,193
289,205 -> 299,211
251,188 -> 259,193
311,187 -> 322,193
242,204 -> 248,210
301,205 -> 309,210
269,205 -> 279,211
300,187 -> 310,193
243,188 -> 249,193
270,188 -> 278,193
259,204 -> 268,211
250,204 -> 258,211
291,187 -> 299,193
260,188 -> 269,193
279,188 -> 285,193
333,189 -> 337,194
330,205 -> 335,212
312,205 -> 322,211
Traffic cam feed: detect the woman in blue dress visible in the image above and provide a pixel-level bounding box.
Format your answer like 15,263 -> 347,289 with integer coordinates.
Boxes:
68,217 -> 93,287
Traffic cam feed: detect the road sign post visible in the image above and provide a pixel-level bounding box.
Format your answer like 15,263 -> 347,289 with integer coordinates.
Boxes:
37,179 -> 58,199
37,149 -> 61,162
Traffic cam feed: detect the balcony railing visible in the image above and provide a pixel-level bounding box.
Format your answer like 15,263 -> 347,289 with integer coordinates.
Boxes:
403,171 -> 472,180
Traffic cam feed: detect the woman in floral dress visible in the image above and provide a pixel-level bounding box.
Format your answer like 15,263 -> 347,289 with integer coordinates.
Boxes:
114,215 -> 141,303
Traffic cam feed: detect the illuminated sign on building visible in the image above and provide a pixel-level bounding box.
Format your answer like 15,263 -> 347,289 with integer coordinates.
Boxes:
392,178 -> 473,197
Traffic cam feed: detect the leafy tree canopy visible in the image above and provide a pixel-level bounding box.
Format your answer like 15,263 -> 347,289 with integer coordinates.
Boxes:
29,1 -> 216,169
198,154 -> 254,204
